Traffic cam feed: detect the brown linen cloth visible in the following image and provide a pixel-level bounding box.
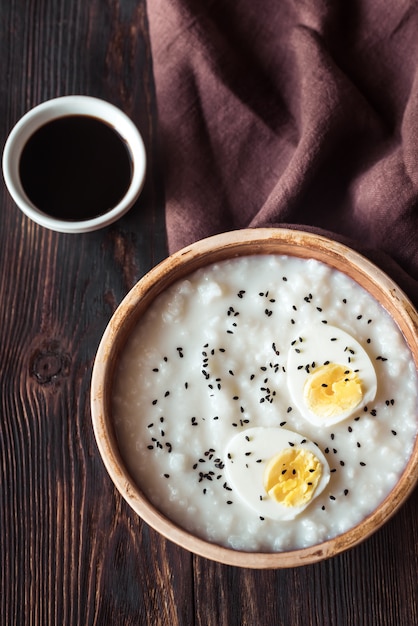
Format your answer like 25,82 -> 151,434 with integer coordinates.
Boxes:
147,0 -> 418,305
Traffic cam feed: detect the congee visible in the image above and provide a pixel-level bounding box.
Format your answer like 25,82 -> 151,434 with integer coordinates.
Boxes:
112,255 -> 418,552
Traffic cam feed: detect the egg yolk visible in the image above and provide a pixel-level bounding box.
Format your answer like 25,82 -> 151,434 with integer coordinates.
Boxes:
263,448 -> 322,507
303,363 -> 363,418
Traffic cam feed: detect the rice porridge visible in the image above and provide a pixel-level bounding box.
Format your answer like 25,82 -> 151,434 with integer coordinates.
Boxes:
112,255 -> 418,552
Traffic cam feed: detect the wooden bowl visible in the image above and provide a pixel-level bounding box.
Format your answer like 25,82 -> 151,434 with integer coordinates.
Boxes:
90,228 -> 418,568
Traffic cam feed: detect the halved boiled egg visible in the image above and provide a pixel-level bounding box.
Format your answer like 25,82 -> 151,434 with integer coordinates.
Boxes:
224,427 -> 330,521
286,325 -> 377,427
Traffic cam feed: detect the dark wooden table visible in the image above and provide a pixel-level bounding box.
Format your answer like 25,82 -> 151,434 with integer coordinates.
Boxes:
0,1 -> 417,624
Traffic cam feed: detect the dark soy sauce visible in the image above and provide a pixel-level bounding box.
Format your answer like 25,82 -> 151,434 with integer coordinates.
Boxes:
19,115 -> 133,221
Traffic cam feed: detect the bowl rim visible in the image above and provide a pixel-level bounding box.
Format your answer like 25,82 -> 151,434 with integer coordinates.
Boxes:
91,227 -> 418,568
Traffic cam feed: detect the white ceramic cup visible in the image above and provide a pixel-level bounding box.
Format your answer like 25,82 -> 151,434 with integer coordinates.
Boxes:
2,95 -> 147,233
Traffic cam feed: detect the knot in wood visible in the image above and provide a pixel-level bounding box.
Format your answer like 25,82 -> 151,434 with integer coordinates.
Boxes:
30,343 -> 71,384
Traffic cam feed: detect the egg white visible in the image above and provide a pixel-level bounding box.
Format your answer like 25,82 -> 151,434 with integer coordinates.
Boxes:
224,427 -> 330,521
286,325 -> 377,427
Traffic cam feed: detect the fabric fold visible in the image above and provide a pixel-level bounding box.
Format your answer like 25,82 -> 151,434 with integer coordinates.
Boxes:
147,0 -> 418,304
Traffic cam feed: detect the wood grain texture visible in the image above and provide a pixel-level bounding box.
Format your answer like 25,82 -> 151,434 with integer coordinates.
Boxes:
0,1 -> 417,625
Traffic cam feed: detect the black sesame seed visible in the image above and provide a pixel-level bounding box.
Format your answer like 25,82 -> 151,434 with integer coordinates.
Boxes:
392,430 -> 397,436
330,495 -> 336,501
344,489 -> 349,496
147,445 -> 153,450
360,461 -> 366,466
